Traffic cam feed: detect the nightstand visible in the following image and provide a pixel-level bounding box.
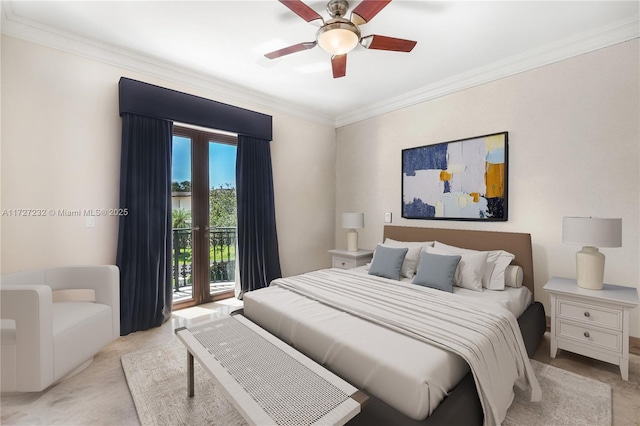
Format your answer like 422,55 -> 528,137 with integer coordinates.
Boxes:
544,276 -> 639,380
328,249 -> 373,270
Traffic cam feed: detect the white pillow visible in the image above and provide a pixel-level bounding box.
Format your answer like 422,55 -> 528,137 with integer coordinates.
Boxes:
384,238 -> 435,249
425,246 -> 486,291
433,241 -> 495,288
433,241 -> 514,291
505,265 -> 523,288
383,238 -> 434,279
490,251 -> 516,289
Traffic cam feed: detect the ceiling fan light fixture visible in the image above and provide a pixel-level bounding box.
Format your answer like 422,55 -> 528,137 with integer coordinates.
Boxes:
316,20 -> 360,55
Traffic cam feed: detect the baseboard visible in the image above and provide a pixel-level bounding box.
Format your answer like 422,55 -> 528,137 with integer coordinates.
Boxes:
631,336 -> 640,356
546,315 -> 640,356
545,315 -> 551,331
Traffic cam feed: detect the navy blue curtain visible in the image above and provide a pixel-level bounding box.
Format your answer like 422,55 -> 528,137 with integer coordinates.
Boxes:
236,135 -> 282,297
116,113 -> 173,335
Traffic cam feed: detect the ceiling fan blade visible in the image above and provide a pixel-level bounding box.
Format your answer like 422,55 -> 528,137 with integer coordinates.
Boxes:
361,35 -> 417,52
265,41 -> 317,59
351,0 -> 391,25
279,0 -> 324,25
331,54 -> 347,78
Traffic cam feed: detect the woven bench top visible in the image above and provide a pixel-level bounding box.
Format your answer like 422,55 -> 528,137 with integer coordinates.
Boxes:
176,314 -> 366,426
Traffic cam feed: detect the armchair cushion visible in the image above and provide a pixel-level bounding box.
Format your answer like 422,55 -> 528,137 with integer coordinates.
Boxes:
1,320 -> 16,344
53,289 -> 96,303
52,302 -> 114,382
1,265 -> 120,393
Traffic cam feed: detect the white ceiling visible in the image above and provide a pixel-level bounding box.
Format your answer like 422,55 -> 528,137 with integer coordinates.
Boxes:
2,1 -> 638,126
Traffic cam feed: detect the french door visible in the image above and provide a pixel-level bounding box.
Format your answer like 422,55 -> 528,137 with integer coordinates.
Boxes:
171,126 -> 237,308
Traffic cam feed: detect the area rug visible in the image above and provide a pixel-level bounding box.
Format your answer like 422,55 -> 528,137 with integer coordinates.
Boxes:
122,340 -> 611,426
121,340 -> 246,426
503,359 -> 611,426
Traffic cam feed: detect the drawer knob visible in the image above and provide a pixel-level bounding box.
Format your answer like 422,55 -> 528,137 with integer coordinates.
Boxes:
341,262 -> 346,266
584,311 -> 590,318
584,331 -> 590,338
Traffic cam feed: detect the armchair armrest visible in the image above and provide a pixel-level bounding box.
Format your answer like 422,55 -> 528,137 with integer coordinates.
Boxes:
44,266 -> 120,338
0,285 -> 54,392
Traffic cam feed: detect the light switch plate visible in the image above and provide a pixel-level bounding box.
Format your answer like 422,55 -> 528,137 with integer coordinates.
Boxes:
384,212 -> 392,223
86,216 -> 95,228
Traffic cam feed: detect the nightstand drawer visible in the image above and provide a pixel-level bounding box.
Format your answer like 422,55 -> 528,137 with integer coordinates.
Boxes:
332,257 -> 356,269
557,320 -> 621,353
328,249 -> 373,270
545,276 -> 639,381
557,299 -> 622,330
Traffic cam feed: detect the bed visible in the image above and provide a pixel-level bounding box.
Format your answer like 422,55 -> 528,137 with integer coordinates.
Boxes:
242,226 -> 547,426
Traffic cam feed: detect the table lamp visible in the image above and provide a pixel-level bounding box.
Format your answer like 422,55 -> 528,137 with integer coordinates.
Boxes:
562,217 -> 622,290
342,212 -> 364,252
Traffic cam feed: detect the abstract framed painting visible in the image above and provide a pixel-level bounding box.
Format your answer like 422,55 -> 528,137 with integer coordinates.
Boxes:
402,132 -> 508,221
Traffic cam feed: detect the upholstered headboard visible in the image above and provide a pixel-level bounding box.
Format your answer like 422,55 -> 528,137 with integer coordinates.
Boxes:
383,226 -> 535,296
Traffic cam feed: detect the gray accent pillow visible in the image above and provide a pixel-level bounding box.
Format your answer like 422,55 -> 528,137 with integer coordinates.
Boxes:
368,245 -> 408,281
412,251 -> 462,292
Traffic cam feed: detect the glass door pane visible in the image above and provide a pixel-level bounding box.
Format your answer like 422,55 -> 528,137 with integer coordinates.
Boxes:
171,127 -> 237,307
171,135 -> 194,304
208,141 -> 237,297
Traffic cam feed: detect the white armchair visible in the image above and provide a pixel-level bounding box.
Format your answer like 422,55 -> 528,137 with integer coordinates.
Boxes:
1,265 -> 120,393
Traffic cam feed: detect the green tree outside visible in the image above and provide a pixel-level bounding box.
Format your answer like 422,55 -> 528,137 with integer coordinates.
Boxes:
209,183 -> 236,227
170,184 -> 236,266
172,180 -> 191,193
172,208 -> 191,228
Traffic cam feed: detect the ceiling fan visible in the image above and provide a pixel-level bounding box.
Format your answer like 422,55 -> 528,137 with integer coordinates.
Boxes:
265,0 -> 417,78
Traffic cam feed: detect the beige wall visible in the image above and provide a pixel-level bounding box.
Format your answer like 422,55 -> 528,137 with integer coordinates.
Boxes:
3,34 -> 638,336
0,35 -> 336,278
335,40 -> 640,337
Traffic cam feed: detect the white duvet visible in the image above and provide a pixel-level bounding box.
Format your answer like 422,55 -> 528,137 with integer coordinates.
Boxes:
243,268 -> 540,425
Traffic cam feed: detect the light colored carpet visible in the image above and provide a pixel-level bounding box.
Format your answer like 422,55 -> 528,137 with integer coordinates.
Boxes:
121,340 -> 246,426
122,340 -> 611,426
504,359 -> 611,426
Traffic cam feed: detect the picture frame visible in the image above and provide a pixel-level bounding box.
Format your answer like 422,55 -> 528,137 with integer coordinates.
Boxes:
402,132 -> 508,221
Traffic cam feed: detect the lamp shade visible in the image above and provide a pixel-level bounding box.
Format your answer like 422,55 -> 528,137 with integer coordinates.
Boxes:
342,212 -> 364,229
316,20 -> 360,55
562,217 -> 622,248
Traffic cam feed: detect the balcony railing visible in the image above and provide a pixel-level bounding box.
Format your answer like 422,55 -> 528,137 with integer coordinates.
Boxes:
172,226 -> 236,294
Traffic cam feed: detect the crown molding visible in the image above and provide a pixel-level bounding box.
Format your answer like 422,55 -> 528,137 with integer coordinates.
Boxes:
335,15 -> 640,128
0,2 -> 335,128
2,2 -> 637,130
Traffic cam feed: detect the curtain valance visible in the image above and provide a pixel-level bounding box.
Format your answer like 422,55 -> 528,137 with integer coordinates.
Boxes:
118,77 -> 272,141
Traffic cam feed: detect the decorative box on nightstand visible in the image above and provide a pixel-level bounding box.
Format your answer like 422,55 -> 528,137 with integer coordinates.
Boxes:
328,249 -> 373,270
544,276 -> 639,381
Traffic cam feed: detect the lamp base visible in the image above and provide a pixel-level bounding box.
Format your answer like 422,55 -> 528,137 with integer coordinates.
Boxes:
347,229 -> 358,252
576,246 -> 605,290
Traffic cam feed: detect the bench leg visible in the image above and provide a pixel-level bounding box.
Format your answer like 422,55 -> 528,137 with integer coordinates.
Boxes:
187,351 -> 194,397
